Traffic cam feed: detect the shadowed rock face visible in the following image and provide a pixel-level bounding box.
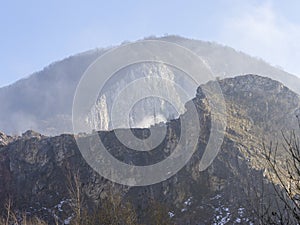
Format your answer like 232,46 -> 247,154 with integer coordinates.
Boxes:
0,75 -> 299,224
1,36 -> 300,135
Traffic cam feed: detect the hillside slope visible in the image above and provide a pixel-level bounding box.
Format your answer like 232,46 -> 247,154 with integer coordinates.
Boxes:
1,36 -> 300,135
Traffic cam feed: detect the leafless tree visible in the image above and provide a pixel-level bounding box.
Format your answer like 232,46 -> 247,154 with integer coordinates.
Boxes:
257,116 -> 300,224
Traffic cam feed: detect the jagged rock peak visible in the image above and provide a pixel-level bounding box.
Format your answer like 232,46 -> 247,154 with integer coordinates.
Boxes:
0,131 -> 15,147
0,131 -> 8,146
219,74 -> 291,93
21,130 -> 43,139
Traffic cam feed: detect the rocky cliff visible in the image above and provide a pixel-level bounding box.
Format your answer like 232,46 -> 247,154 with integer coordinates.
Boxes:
0,75 -> 299,224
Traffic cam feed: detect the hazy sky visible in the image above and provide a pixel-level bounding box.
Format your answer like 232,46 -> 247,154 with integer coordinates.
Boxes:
0,0 -> 299,87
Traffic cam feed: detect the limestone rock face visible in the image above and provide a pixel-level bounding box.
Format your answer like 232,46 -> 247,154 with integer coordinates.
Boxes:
85,62 -> 192,131
0,75 -> 299,224
0,131 -> 15,147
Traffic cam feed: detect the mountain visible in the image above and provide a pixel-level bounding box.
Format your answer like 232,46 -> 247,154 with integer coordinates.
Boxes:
1,36 -> 300,135
0,75 -> 299,224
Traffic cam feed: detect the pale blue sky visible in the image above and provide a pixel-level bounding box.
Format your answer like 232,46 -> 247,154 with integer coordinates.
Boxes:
1,0 -> 300,87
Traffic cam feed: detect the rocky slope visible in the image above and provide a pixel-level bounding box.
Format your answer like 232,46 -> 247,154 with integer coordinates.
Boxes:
0,75 -> 299,224
1,36 -> 300,135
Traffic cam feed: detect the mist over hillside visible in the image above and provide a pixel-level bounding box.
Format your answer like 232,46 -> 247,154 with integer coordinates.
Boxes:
1,35 -> 299,135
